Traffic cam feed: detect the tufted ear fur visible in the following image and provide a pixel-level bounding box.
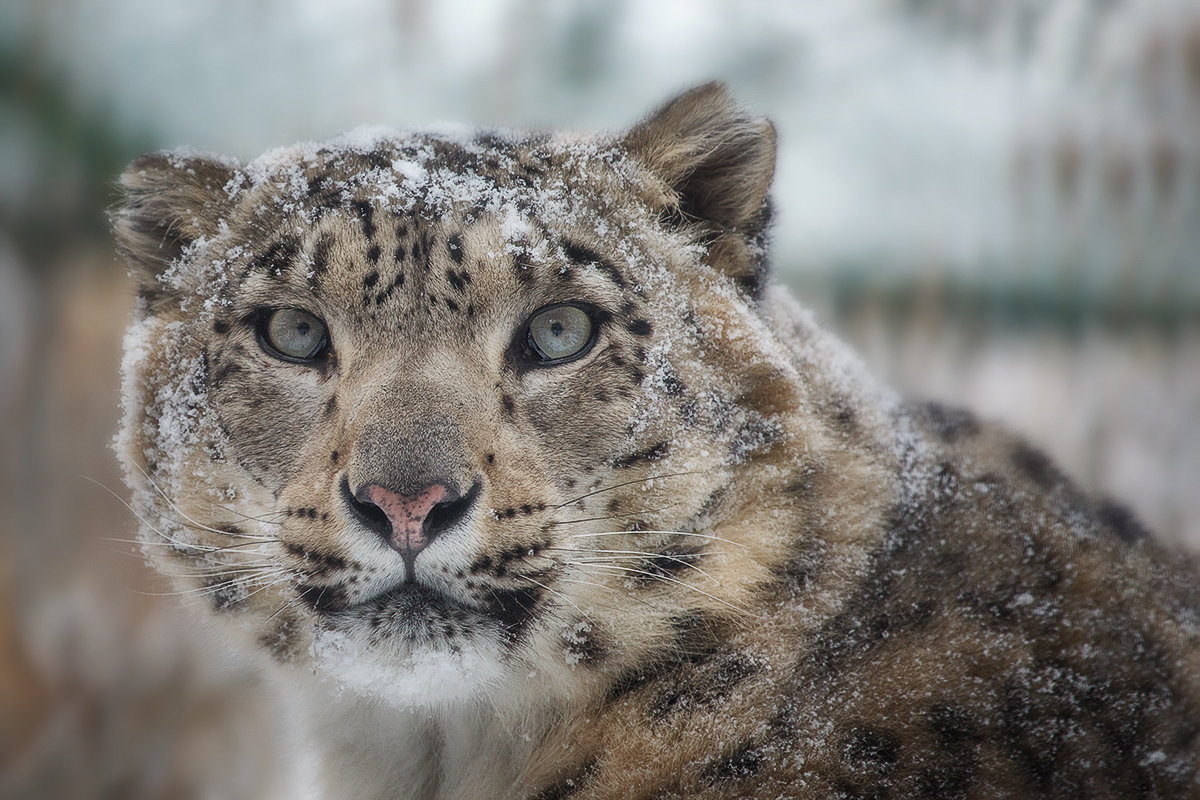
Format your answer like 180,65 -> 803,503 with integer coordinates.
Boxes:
624,82 -> 775,230
113,152 -> 239,308
623,82 -> 776,295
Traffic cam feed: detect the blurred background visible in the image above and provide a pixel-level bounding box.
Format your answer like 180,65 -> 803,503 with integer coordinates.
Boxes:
1,0 -> 1198,796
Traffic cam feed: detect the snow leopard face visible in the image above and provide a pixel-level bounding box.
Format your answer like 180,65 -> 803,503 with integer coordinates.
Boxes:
114,84 -> 792,706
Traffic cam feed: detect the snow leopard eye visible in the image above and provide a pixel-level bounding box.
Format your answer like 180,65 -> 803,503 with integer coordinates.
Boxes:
525,304 -> 595,364
259,308 -> 330,363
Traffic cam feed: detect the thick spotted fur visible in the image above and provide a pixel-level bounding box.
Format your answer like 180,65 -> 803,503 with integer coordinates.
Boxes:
115,83 -> 1200,799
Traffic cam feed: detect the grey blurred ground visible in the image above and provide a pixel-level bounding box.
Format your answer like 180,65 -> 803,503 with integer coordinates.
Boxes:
1,1 -> 1198,797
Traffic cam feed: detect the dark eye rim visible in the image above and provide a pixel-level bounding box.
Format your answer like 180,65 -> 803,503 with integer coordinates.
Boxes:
254,307 -> 332,365
513,302 -> 606,369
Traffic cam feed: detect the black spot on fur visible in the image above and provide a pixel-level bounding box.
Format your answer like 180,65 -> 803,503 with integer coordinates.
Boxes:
702,740 -> 765,784
363,271 -> 380,289
658,363 -> 684,396
203,577 -> 243,612
136,286 -> 163,307
257,613 -> 301,662
349,200 -> 376,239
926,704 -> 983,752
626,318 -> 653,336
447,233 -> 464,264
249,235 -> 300,278
305,176 -> 342,212
829,395 -> 858,435
1095,498 -> 1150,544
323,395 -> 338,418
772,536 -> 825,598
799,506 -> 943,678
393,243 -> 406,262
1011,441 -> 1066,490
512,256 -> 535,285
330,450 -> 339,463
562,620 -> 609,667
482,586 -> 543,644
727,416 -> 781,464
605,613 -> 727,705
613,441 -> 668,469
562,239 -> 626,289
670,610 -> 726,657
296,584 -> 349,614
210,360 -> 241,387
841,726 -> 901,774
366,244 -> 381,263
501,394 -> 515,415
372,272 -> 405,305
310,233 -> 333,278
638,545 -> 705,581
284,542 -> 347,574
650,651 -> 762,720
358,149 -> 391,170
913,401 -> 981,443
212,319 -> 231,334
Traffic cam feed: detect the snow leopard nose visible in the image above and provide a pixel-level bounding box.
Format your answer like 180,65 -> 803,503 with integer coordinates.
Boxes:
342,477 -> 480,562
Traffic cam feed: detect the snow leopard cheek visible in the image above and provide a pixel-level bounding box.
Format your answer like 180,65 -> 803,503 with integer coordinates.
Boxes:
208,357 -> 327,491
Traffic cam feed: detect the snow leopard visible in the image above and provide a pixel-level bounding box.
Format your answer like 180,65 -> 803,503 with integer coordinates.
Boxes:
114,83 -> 1200,799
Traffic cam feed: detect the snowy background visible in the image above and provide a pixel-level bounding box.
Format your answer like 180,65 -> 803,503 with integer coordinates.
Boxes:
1,0 -> 1198,797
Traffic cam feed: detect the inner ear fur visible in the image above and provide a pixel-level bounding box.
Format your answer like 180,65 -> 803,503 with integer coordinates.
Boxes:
623,81 -> 776,234
113,152 -> 239,300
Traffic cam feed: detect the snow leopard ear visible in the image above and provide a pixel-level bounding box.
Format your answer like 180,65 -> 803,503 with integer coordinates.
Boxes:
624,82 -> 776,234
623,82 -> 776,296
114,152 -> 239,307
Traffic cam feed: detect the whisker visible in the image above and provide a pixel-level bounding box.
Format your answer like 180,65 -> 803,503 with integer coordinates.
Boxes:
132,569 -> 290,600
572,562 -> 760,618
84,477 -> 260,555
546,503 -> 683,526
123,464 -> 280,538
104,536 -> 276,557
154,564 -> 290,581
512,573 -> 594,624
556,552 -> 721,585
202,502 -> 287,525
553,576 -> 665,614
551,470 -> 702,509
126,460 -> 285,527
238,572 -> 297,604
266,592 -> 306,623
84,474 -> 278,550
568,529 -> 748,549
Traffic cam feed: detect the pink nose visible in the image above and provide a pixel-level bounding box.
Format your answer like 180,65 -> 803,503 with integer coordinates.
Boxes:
364,483 -> 449,556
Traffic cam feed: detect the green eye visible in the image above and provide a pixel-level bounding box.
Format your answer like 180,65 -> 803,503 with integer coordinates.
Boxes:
260,308 -> 329,362
526,304 -> 594,364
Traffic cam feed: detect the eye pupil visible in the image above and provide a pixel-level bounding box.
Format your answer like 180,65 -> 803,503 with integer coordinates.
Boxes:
550,322 -> 563,336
